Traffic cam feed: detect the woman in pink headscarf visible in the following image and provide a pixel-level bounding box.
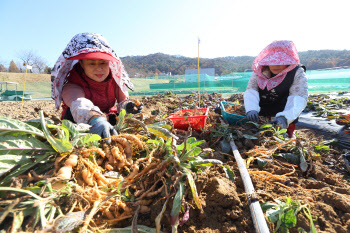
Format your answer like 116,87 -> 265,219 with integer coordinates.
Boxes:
243,40 -> 308,138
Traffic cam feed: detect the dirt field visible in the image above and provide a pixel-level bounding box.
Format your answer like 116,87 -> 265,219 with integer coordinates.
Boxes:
1,94 -> 350,233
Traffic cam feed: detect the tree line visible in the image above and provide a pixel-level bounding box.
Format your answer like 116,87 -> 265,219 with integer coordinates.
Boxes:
122,50 -> 350,77
1,49 -> 350,76
0,50 -> 51,74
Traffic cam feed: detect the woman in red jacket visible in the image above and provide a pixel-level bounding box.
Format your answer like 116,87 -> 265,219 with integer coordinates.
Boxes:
51,33 -> 142,143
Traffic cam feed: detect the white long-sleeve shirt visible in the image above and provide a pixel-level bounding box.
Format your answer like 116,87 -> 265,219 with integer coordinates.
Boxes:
244,67 -> 308,125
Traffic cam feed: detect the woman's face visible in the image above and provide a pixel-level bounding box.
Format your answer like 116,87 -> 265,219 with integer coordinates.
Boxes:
79,59 -> 110,82
269,65 -> 289,75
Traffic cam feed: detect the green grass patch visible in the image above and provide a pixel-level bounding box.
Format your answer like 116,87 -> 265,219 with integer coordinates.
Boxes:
132,78 -> 169,91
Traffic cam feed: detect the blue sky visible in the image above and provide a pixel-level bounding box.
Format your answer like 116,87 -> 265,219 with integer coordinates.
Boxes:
0,0 -> 349,67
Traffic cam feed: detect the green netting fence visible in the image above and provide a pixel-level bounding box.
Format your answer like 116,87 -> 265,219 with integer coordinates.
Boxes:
1,68 -> 350,100
130,68 -> 350,96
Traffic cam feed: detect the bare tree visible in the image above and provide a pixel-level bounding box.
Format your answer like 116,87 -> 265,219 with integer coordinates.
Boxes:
17,50 -> 36,66
17,50 -> 48,73
33,56 -> 48,73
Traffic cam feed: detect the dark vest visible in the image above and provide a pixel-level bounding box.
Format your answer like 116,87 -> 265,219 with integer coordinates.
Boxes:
259,65 -> 305,117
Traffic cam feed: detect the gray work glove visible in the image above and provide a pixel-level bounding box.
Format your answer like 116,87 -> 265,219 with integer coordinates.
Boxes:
246,110 -> 259,122
271,116 -> 288,129
89,116 -> 117,144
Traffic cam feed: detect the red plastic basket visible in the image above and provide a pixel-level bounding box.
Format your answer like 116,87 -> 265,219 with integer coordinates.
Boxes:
168,108 -> 209,131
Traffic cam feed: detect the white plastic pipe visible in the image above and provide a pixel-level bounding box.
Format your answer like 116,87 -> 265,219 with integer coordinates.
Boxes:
230,139 -> 270,233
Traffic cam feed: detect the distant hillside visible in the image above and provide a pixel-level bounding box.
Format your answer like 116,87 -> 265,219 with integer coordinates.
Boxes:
299,50 -> 350,70
121,53 -> 254,77
121,50 -> 350,77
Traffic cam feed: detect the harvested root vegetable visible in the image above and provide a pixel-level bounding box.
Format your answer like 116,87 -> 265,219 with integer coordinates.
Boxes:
130,98 -> 142,106
106,149 -> 116,165
57,166 -> 73,180
111,147 -> 124,161
96,158 -> 103,166
56,154 -> 78,180
80,157 -> 109,186
81,147 -> 106,158
116,143 -> 125,155
65,154 -> 78,167
140,206 -> 151,213
82,168 -> 94,186
111,146 -> 126,170
135,199 -> 153,206
108,179 -> 123,188
146,185 -> 165,198
117,161 -> 125,170
103,209 -> 115,219
94,172 -> 108,186
116,199 -> 132,212
121,134 -> 144,150
112,137 -> 132,159
125,164 -> 139,182
54,156 -> 65,170
105,163 -> 113,170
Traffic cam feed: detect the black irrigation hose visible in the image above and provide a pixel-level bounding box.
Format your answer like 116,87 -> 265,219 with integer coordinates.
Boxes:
229,138 -> 270,233
296,119 -> 350,150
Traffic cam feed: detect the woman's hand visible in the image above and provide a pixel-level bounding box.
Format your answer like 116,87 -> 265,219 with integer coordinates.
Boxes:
214,104 -> 221,115
125,101 -> 143,114
88,116 -> 117,144
271,116 -> 288,129
246,110 -> 259,122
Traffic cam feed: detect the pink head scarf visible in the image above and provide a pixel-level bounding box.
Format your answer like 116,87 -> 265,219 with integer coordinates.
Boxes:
252,40 -> 300,91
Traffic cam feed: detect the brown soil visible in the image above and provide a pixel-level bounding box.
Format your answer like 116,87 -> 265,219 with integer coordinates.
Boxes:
1,93 -> 349,233
0,100 -> 62,123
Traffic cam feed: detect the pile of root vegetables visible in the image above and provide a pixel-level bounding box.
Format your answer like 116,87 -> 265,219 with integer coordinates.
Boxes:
52,133 -> 165,231
0,110 -> 219,233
